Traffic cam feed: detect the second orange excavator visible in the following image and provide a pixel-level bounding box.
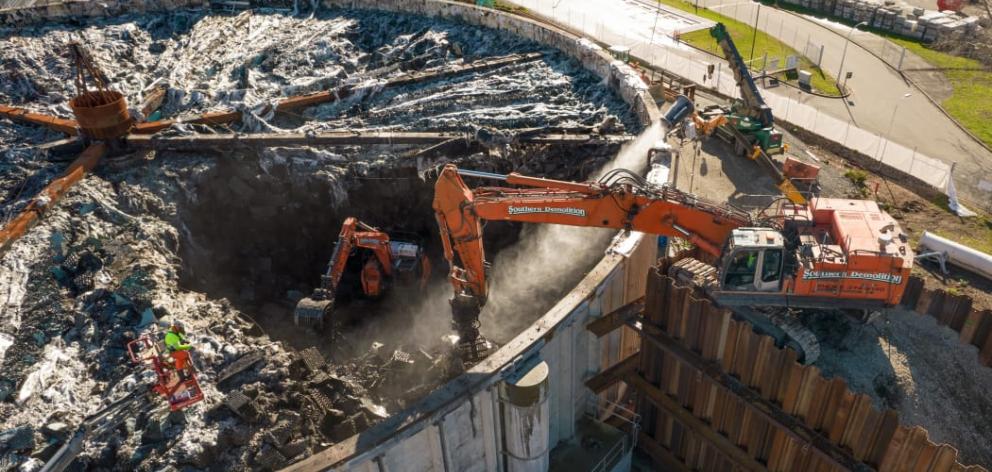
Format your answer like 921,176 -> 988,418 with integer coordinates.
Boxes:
433,164 -> 913,362
294,217 -> 431,329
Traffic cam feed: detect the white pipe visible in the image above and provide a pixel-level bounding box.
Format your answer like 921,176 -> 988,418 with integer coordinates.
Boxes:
501,361 -> 550,472
919,231 -> 992,281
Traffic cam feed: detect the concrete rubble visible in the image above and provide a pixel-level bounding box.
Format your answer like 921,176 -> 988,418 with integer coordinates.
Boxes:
0,7 -> 637,471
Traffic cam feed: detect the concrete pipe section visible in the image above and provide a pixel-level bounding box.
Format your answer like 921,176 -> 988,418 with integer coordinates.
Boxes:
502,361 -> 551,472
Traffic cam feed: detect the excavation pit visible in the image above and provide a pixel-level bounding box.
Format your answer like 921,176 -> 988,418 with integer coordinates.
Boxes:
0,6 -> 644,469
172,142 -> 622,360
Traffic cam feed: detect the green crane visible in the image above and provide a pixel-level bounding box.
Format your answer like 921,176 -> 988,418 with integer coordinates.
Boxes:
704,23 -> 785,156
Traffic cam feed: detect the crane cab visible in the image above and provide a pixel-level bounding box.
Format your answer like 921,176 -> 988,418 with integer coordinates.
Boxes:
717,228 -> 785,292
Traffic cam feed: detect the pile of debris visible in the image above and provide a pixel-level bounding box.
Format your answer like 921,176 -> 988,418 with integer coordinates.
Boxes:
0,7 -> 637,471
0,8 -> 637,135
0,150 -> 468,470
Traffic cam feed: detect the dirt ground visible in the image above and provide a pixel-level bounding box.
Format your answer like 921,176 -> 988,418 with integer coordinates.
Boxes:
812,309 -> 992,467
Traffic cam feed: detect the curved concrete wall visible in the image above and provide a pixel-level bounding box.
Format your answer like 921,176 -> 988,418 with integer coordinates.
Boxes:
284,2 -> 662,470
0,0 -> 206,24
287,234 -> 656,471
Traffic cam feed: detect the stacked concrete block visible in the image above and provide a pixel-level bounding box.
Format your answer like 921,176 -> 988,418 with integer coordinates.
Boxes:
818,0 -> 979,42
915,11 -> 978,41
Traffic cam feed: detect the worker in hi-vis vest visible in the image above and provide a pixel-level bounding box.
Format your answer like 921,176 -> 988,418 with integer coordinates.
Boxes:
163,321 -> 192,376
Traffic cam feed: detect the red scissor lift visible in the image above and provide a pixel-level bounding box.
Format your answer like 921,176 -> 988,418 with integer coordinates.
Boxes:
127,335 -> 204,411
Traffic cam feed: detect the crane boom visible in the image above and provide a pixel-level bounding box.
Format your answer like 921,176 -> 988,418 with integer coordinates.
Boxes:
710,23 -> 773,128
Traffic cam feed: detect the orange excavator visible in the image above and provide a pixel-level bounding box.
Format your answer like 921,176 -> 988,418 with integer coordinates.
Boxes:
294,217 -> 431,328
433,164 -> 913,362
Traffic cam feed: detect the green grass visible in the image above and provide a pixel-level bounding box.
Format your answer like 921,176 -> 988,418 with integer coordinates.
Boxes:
929,195 -> 992,254
740,0 -> 992,148
884,37 -> 992,149
654,0 -> 842,96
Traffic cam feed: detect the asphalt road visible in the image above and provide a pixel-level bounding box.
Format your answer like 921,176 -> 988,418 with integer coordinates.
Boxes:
513,0 -> 992,205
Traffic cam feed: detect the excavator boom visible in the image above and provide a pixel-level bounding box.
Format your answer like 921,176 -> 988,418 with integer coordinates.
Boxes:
434,164 -> 912,362
710,23 -> 773,127
433,164 -> 751,351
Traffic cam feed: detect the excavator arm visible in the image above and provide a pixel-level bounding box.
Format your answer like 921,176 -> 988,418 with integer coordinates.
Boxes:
320,218 -> 394,292
433,164 -> 751,353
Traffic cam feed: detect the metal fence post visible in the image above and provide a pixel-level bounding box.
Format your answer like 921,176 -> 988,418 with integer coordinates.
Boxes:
717,63 -> 723,93
898,47 -> 906,70
818,44 -> 825,67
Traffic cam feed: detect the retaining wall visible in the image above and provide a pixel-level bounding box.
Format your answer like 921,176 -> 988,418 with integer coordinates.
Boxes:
0,0 -> 207,24
630,269 -> 989,472
286,234 -> 657,471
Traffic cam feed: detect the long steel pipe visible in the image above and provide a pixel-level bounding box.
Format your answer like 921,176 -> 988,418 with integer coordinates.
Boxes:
0,143 -> 107,255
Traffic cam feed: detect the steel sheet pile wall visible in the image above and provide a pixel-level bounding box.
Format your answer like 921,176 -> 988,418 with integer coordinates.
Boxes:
900,276 -> 992,368
630,266 -> 989,472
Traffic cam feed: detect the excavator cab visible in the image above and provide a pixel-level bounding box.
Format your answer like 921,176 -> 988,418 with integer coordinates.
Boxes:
389,240 -> 431,289
717,228 -> 785,292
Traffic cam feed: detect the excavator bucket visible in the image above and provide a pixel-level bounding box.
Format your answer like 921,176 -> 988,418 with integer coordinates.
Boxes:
294,295 -> 334,329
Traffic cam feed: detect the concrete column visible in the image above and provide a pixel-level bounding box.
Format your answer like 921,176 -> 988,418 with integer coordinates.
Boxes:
500,361 -> 550,472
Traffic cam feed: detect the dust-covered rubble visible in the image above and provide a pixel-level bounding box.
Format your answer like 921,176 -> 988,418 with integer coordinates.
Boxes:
0,151 -> 471,471
0,7 -> 638,470
0,8 -> 639,136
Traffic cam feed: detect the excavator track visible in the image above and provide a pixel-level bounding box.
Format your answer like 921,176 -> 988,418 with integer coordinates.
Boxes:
734,306 -> 820,364
668,257 -> 820,363
668,257 -> 719,289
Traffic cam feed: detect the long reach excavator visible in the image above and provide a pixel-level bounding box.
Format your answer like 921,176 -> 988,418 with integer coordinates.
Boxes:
433,164 -> 913,362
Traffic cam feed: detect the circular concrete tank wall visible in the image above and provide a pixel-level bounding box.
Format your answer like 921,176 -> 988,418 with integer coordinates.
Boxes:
0,1 -> 658,470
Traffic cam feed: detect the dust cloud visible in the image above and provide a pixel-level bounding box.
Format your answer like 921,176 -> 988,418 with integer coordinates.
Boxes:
353,121 -> 665,351
480,122 -> 665,343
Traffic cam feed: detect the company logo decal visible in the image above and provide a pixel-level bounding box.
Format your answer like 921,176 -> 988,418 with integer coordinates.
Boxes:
507,206 -> 586,217
804,270 -> 903,284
